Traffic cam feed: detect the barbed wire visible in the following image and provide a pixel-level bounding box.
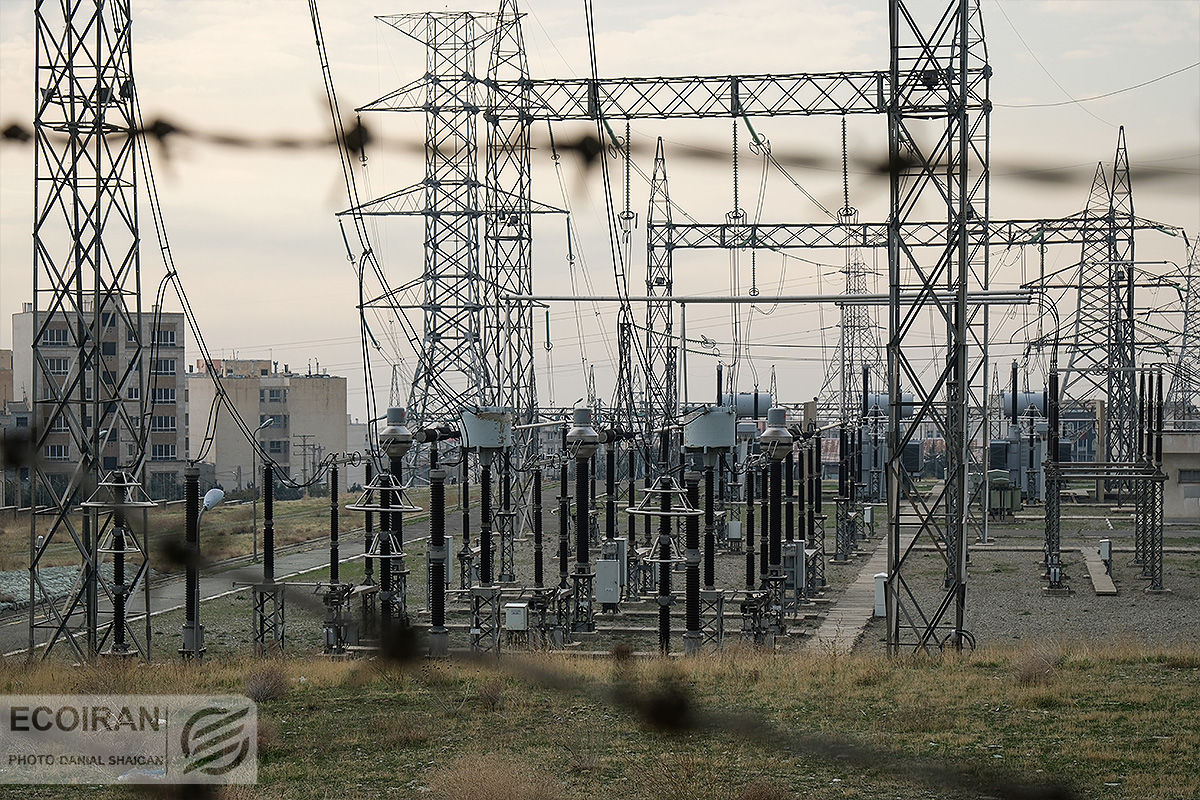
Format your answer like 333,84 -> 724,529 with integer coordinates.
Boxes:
4,116 -> 1196,188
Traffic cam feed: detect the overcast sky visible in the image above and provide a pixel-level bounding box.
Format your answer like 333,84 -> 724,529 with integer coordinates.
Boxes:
1,0 -> 1197,421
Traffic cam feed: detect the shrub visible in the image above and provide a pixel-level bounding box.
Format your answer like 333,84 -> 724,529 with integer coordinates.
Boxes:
243,663 -> 290,702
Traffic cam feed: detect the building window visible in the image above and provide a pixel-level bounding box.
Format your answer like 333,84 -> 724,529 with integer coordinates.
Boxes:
46,444 -> 69,461
1180,469 -> 1200,484
152,387 -> 176,403
101,341 -> 117,356
260,388 -> 287,403
15,416 -> 28,428
267,440 -> 288,455
127,385 -> 141,400
46,357 -> 71,375
41,328 -> 69,346
49,416 -> 70,432
152,328 -> 177,347
152,359 -> 176,375
100,312 -> 116,328
150,415 -> 176,431
259,414 -> 288,429
151,444 -> 176,461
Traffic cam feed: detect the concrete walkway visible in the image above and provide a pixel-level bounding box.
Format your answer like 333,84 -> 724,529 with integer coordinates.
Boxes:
1079,548 -> 1118,595
807,541 -> 887,653
806,522 -> 925,653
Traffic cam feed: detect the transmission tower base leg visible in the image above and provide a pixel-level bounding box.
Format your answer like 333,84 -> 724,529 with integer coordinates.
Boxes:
469,586 -> 501,655
765,574 -> 787,635
552,587 -> 572,647
322,585 -> 354,655
252,583 -> 286,656
700,589 -> 725,649
738,592 -> 772,648
571,569 -> 595,634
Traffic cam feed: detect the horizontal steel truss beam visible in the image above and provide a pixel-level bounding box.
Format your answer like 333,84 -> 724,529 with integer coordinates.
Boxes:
651,216 -> 1180,250
361,71 -> 894,117
502,291 -> 1032,305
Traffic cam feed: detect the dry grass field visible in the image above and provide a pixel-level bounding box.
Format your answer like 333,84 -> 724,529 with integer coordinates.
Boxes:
1,642 -> 1197,800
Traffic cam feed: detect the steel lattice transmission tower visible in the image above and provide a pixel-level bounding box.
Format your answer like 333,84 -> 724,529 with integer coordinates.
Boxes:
355,12 -> 495,427
30,0 -> 151,660
884,0 -> 991,653
1062,129 -> 1137,472
1168,237 -> 1200,423
645,137 -> 677,456
817,129 -> 885,425
485,0 -> 536,423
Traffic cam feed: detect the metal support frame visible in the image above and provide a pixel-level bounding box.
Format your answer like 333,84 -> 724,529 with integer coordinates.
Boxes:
818,201 -> 885,421
355,12 -> 494,427
251,586 -> 286,657
884,0 -> 990,654
1062,130 -> 1138,494
30,0 -> 150,662
683,472 -> 702,655
253,464 -> 286,654
469,585 -> 502,654
645,138 -> 679,463
806,432 -> 827,590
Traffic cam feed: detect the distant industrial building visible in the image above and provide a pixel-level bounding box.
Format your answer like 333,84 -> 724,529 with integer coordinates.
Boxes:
188,359 -> 348,490
10,304 -> 189,501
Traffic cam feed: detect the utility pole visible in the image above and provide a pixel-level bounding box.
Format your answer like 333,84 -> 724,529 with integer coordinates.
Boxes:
293,434 -> 314,484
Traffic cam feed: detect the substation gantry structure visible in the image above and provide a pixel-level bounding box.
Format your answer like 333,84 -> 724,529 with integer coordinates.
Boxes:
28,0 -> 156,661
347,0 -> 1191,652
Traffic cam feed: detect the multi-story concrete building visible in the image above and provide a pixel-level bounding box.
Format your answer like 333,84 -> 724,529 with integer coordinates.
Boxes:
1,398 -> 32,507
0,349 -> 13,406
10,304 -> 188,500
187,359 -> 348,490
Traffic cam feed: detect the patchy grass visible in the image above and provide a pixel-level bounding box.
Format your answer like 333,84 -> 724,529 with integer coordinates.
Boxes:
0,482 -> 486,570
0,643 -> 1196,800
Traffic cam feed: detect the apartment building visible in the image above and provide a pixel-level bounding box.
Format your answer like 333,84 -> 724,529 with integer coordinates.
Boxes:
10,304 -> 188,500
188,359 -> 347,490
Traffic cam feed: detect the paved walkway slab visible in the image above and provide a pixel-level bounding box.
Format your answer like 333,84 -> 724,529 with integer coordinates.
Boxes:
1079,548 -> 1118,595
